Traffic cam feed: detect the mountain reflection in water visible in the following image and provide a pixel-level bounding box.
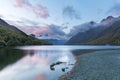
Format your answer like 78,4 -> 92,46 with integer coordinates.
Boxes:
0,46 -> 75,80
1,45 -> 119,80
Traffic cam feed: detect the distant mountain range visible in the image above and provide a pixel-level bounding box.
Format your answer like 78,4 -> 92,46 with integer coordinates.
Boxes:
1,15 -> 120,46
0,18 -> 51,47
43,39 -> 66,45
66,16 -> 120,45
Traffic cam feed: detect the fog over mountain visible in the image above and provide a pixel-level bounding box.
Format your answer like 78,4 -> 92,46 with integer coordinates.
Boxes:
66,16 -> 120,45
4,15 -> 120,41
0,0 -> 120,41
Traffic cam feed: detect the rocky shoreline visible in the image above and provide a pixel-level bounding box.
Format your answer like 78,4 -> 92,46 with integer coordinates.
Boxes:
59,50 -> 120,80
59,56 -> 79,80
59,50 -> 95,80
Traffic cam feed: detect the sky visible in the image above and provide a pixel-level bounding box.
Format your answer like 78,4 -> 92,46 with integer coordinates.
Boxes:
0,0 -> 120,38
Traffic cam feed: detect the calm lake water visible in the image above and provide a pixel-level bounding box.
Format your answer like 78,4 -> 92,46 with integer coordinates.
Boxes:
0,45 -> 120,80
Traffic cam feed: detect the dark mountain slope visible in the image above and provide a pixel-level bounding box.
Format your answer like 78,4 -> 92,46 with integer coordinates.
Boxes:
0,19 -> 51,47
89,20 -> 120,45
66,25 -> 106,45
66,16 -> 120,45
0,18 -> 26,35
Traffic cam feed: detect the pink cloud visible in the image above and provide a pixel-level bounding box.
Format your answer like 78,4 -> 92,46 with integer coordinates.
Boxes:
14,0 -> 23,7
32,25 -> 50,35
35,73 -> 46,80
19,24 -> 66,39
22,25 -> 51,35
31,4 -> 49,18
14,0 -> 49,18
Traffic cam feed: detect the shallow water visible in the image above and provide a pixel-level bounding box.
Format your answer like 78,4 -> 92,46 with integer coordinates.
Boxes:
0,45 -> 120,80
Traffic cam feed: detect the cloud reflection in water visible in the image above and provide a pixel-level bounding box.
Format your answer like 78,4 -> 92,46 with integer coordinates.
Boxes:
0,46 -> 75,80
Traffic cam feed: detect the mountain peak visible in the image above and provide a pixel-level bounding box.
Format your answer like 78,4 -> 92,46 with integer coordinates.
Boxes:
106,16 -> 114,19
101,16 -> 114,23
89,21 -> 96,25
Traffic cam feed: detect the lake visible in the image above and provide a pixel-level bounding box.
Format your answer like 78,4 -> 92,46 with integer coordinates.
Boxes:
0,45 -> 120,80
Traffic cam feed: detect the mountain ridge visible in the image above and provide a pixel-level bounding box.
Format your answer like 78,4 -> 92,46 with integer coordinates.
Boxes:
66,16 -> 120,45
0,18 -> 51,46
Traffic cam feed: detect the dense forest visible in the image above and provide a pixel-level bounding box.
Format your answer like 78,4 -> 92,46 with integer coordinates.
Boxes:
0,25 -> 51,47
0,48 -> 25,70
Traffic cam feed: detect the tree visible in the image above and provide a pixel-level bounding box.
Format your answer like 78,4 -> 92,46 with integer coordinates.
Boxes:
7,39 -> 22,46
0,40 -> 6,47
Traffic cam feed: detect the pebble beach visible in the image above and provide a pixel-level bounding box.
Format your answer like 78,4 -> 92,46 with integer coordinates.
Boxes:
60,50 -> 120,80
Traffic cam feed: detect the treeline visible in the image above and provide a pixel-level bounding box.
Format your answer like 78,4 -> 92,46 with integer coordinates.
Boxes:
0,48 -> 25,70
0,26 -> 51,47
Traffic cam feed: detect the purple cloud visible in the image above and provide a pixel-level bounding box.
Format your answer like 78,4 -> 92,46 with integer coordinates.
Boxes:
18,24 -> 66,39
14,0 -> 49,19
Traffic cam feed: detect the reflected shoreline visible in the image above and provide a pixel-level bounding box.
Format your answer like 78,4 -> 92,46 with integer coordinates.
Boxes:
0,46 -> 76,80
1,46 -> 120,80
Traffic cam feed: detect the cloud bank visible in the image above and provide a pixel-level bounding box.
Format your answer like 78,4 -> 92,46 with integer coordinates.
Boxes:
68,21 -> 96,38
18,24 -> 66,39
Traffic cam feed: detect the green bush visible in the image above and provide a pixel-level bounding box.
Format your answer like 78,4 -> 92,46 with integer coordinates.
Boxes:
0,40 -> 6,47
7,39 -> 23,46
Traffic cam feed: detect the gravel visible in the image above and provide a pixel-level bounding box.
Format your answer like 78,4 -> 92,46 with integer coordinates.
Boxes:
60,50 -> 120,80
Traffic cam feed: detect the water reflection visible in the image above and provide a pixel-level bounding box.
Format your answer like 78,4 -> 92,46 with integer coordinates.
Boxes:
1,45 -> 120,80
0,47 -> 75,80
